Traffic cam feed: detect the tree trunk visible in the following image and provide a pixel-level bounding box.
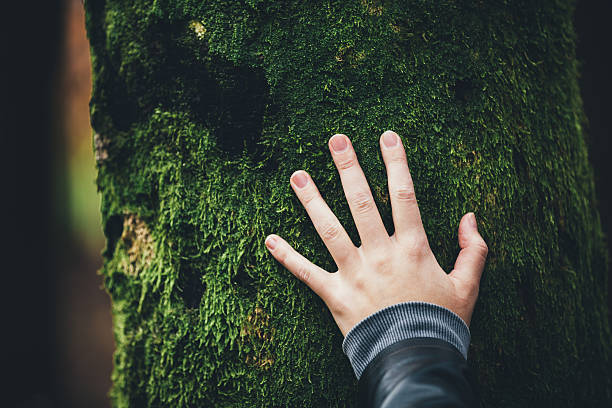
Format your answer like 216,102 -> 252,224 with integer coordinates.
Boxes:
85,0 -> 611,406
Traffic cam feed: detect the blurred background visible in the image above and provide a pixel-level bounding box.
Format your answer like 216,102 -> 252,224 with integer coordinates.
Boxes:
2,0 -> 610,406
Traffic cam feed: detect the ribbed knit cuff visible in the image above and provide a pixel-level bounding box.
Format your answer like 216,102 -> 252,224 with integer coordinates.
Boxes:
341,301 -> 471,379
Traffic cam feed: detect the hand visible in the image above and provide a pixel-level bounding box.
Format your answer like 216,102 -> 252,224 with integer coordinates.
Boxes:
264,131 -> 488,336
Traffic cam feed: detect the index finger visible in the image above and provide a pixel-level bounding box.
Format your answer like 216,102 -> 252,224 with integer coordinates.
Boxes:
289,170 -> 359,271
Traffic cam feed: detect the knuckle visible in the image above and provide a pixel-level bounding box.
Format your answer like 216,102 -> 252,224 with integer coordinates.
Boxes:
393,185 -> 417,203
389,153 -> 408,165
300,189 -> 318,205
474,240 -> 489,256
370,252 -> 389,270
278,248 -> 289,265
400,234 -> 429,256
336,154 -> 357,170
352,191 -> 374,214
295,262 -> 311,284
352,274 -> 368,292
320,221 -> 341,241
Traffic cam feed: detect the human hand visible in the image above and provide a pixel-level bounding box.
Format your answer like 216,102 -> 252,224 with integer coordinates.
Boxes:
264,131 -> 488,336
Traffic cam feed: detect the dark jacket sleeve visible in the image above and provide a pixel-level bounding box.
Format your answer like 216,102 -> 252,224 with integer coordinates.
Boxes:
342,302 -> 479,407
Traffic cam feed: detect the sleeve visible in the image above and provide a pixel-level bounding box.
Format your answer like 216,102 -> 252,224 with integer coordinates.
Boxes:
341,301 -> 479,407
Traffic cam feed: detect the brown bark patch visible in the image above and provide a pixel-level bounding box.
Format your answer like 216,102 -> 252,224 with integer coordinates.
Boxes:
119,214 -> 154,277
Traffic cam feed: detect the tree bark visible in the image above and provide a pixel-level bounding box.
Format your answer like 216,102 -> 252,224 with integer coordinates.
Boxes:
85,0 -> 611,406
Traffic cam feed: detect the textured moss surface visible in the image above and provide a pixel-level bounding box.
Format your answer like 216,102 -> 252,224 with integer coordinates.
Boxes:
85,0 -> 611,406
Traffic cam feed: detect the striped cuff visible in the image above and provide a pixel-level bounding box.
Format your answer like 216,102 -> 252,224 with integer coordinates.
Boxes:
341,301 -> 471,379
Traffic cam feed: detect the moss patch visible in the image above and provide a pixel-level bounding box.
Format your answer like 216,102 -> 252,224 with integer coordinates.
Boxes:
86,0 -> 611,406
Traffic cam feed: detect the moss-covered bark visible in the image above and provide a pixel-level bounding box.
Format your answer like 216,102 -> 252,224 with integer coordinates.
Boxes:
85,0 -> 611,406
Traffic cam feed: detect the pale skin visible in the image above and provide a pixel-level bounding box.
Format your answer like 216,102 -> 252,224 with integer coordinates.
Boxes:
264,131 -> 489,336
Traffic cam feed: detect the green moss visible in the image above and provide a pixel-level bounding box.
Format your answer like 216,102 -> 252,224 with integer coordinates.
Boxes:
85,0 -> 611,406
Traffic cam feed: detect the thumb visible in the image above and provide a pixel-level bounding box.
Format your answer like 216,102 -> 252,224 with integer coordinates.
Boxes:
449,212 -> 488,288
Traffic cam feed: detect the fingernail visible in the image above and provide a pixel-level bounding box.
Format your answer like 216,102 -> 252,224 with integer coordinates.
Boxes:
265,235 -> 277,250
330,134 -> 348,153
469,212 -> 477,229
291,171 -> 309,188
383,131 -> 398,148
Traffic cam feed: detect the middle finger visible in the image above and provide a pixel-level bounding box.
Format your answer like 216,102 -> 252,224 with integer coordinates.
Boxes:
328,134 -> 390,251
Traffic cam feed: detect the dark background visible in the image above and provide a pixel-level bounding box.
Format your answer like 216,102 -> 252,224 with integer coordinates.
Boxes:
2,0 -> 610,406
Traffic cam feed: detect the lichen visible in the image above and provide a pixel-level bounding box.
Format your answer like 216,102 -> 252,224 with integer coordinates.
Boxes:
93,132 -> 109,164
240,306 -> 276,370
189,20 -> 206,40
117,214 -> 155,277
